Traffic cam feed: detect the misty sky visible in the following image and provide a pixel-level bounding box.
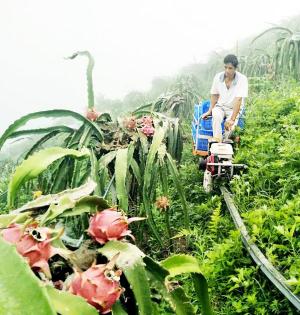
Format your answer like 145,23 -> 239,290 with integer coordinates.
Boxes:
1,0 -> 300,134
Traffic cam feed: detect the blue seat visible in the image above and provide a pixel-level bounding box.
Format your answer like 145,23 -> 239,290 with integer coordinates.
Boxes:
192,101 -> 214,153
192,100 -> 245,154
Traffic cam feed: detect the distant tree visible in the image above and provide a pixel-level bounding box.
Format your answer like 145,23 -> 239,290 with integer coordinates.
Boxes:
148,76 -> 172,99
95,93 -> 123,118
123,91 -> 148,110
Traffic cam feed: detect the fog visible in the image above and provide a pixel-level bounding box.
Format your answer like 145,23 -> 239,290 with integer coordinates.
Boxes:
1,0 -> 300,134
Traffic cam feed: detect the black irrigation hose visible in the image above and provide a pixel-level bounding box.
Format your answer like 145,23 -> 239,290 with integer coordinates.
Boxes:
220,186 -> 300,311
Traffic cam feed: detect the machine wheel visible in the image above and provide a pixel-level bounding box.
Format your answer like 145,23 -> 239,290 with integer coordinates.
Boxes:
203,170 -> 213,193
198,157 -> 207,171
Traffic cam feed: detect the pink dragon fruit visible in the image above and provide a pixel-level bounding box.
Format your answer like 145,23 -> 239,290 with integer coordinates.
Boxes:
141,116 -> 153,126
69,261 -> 123,314
86,107 -> 100,121
123,116 -> 137,130
141,125 -> 155,137
88,208 -> 144,244
1,223 -> 57,277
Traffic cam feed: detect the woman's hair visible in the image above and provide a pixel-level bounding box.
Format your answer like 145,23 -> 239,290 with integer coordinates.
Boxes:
224,54 -> 239,68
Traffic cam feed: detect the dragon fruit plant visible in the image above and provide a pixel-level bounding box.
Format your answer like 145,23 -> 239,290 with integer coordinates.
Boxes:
88,208 -> 144,244
0,49 -> 204,313
0,179 -> 210,315
1,223 -> 61,278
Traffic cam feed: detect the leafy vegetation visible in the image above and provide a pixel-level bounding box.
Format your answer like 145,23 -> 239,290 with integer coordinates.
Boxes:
0,156 -> 212,314
1,17 -> 300,314
231,83 -> 300,291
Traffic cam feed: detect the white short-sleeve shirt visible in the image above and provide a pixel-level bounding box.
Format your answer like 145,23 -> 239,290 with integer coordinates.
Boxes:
210,71 -> 248,109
